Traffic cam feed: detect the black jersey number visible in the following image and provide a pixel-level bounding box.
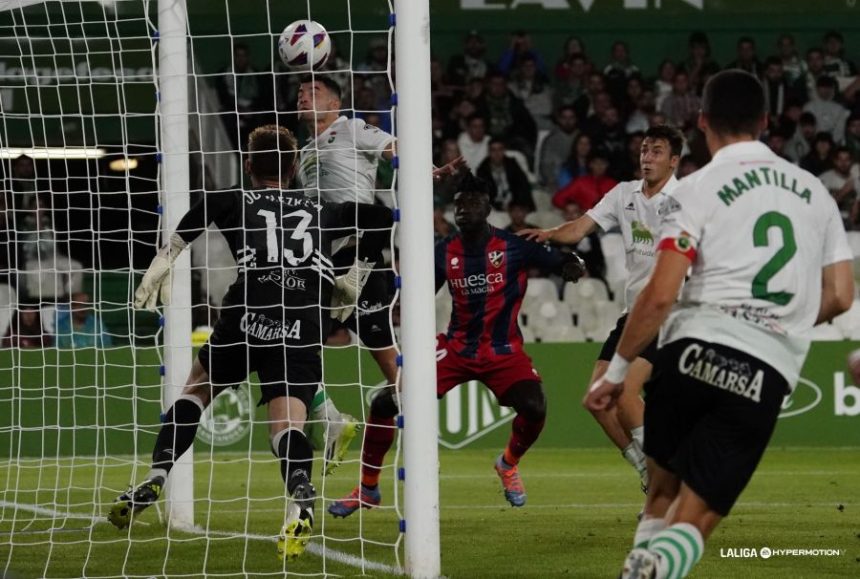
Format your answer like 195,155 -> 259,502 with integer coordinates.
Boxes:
257,209 -> 314,266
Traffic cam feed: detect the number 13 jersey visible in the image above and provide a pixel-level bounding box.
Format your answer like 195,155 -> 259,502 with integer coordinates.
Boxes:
657,141 -> 852,387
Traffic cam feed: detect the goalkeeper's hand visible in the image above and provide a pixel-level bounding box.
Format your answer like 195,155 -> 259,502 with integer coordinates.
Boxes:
330,258 -> 375,322
134,233 -> 188,311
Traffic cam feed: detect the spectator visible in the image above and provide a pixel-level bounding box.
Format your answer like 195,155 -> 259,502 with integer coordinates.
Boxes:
659,71 -> 700,131
625,86 -> 655,135
8,154 -> 42,212
559,202 -> 605,281
539,106 -> 580,191
482,71 -> 538,159
2,306 -> 49,348
803,76 -> 850,143
766,129 -> 792,162
317,40 -> 351,105
677,154 -> 701,178
844,114 -> 860,160
586,105 -> 627,162
653,59 -> 676,111
801,132 -> 835,176
498,30 -> 546,76
358,37 -> 390,103
619,75 -> 644,120
777,34 -> 807,88
457,114 -> 490,173
727,36 -> 764,77
508,55 -> 555,131
505,202 -> 538,234
447,30 -> 492,86
434,139 -> 463,204
552,151 -> 617,211
786,111 -> 817,162
822,30 -> 857,81
610,131 -> 645,182
476,138 -> 535,211
216,42 -> 274,150
54,292 -> 113,349
554,36 -> 588,82
557,133 -> 593,189
0,193 -> 16,339
684,31 -> 720,95
648,111 -> 669,129
354,85 -> 392,134
603,41 -> 639,103
819,146 -> 859,228
804,47 -> 826,102
554,53 -> 589,109
430,56 -> 458,116
573,72 -> 606,124
762,56 -> 802,120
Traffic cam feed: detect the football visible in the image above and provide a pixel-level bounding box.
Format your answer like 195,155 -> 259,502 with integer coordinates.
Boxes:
278,19 -> 331,71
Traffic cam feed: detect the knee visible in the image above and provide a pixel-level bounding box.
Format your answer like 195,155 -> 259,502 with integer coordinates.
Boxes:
370,387 -> 399,419
515,390 -> 546,423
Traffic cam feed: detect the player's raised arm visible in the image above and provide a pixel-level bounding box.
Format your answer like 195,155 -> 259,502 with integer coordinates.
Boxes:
520,236 -> 587,283
133,189 -> 235,311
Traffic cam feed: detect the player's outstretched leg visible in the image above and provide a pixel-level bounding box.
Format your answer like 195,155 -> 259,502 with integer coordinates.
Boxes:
274,427 -> 316,561
328,387 -> 396,518
108,393 -> 206,529
495,381 -> 546,508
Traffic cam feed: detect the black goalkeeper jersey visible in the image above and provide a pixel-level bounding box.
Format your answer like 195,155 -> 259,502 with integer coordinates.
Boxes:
174,187 -> 392,314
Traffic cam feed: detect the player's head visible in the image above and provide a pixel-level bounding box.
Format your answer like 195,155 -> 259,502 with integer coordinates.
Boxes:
297,74 -> 342,123
245,124 -> 297,185
453,173 -> 492,232
699,69 -> 766,145
641,125 -> 683,184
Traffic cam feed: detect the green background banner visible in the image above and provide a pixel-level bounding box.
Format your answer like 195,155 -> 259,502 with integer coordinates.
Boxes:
1,341 -> 857,459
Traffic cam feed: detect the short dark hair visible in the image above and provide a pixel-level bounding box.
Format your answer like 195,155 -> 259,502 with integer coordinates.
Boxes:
813,131 -> 835,146
799,112 -> 817,126
247,124 -> 297,181
764,56 -> 782,68
488,137 -> 506,148
816,75 -> 837,90
702,69 -> 765,137
456,173 -> 492,197
833,145 -> 853,158
644,125 -> 685,157
824,30 -> 844,43
737,36 -> 755,47
466,113 -> 486,126
587,150 -> 610,163
299,74 -> 342,101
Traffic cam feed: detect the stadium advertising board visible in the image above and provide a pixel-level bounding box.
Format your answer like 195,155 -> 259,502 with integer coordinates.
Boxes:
2,342 -> 857,457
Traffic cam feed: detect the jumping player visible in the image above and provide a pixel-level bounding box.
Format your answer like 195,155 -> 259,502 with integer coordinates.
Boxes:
328,174 -> 586,516
584,71 -> 854,578
519,125 -> 684,493
108,125 -> 394,561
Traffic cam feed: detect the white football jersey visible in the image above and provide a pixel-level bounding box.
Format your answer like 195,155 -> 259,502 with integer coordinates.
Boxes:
658,141 -> 852,387
587,176 -> 679,310
298,115 -> 394,204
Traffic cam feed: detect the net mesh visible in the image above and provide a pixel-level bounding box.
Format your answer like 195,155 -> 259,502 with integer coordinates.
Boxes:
0,1 -> 403,576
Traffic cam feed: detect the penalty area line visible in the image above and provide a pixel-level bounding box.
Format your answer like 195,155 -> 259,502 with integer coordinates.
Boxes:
0,501 -> 403,576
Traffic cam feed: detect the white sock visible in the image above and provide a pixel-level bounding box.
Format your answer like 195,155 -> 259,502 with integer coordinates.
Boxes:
622,442 -> 646,473
633,517 -> 666,549
631,426 -> 644,452
649,523 -> 704,579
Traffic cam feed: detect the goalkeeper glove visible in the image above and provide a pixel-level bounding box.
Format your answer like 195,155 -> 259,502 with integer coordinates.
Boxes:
134,233 -> 188,311
330,258 -> 375,322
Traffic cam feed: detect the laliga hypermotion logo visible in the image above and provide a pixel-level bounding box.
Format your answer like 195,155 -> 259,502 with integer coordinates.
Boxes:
197,383 -> 252,446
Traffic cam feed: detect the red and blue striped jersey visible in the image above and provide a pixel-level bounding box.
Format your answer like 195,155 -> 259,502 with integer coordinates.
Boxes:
435,226 -> 569,358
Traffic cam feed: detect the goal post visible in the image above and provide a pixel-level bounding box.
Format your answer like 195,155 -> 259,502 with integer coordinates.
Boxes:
157,0 -> 193,530
393,0 -> 441,576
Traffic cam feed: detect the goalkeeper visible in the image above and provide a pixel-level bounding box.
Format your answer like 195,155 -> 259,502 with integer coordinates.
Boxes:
108,125 -> 393,562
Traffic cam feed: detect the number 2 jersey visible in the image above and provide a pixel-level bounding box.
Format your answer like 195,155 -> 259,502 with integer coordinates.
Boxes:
435,227 -> 572,358
658,141 -> 852,387
174,187 -> 393,342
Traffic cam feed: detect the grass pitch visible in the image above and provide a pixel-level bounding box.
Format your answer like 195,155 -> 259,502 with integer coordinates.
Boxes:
1,447 -> 858,578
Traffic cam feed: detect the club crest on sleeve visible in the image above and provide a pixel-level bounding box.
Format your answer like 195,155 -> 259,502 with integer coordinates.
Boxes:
488,250 -> 505,268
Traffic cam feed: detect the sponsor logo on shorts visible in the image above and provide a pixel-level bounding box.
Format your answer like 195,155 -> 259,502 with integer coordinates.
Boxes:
197,383 -> 252,447
240,312 -> 302,341
678,343 -> 763,402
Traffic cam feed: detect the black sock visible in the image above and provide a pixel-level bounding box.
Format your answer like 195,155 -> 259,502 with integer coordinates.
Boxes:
276,428 -> 313,494
151,398 -> 203,475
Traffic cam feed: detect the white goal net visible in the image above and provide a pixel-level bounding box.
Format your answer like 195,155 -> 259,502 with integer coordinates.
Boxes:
0,0 -> 411,576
